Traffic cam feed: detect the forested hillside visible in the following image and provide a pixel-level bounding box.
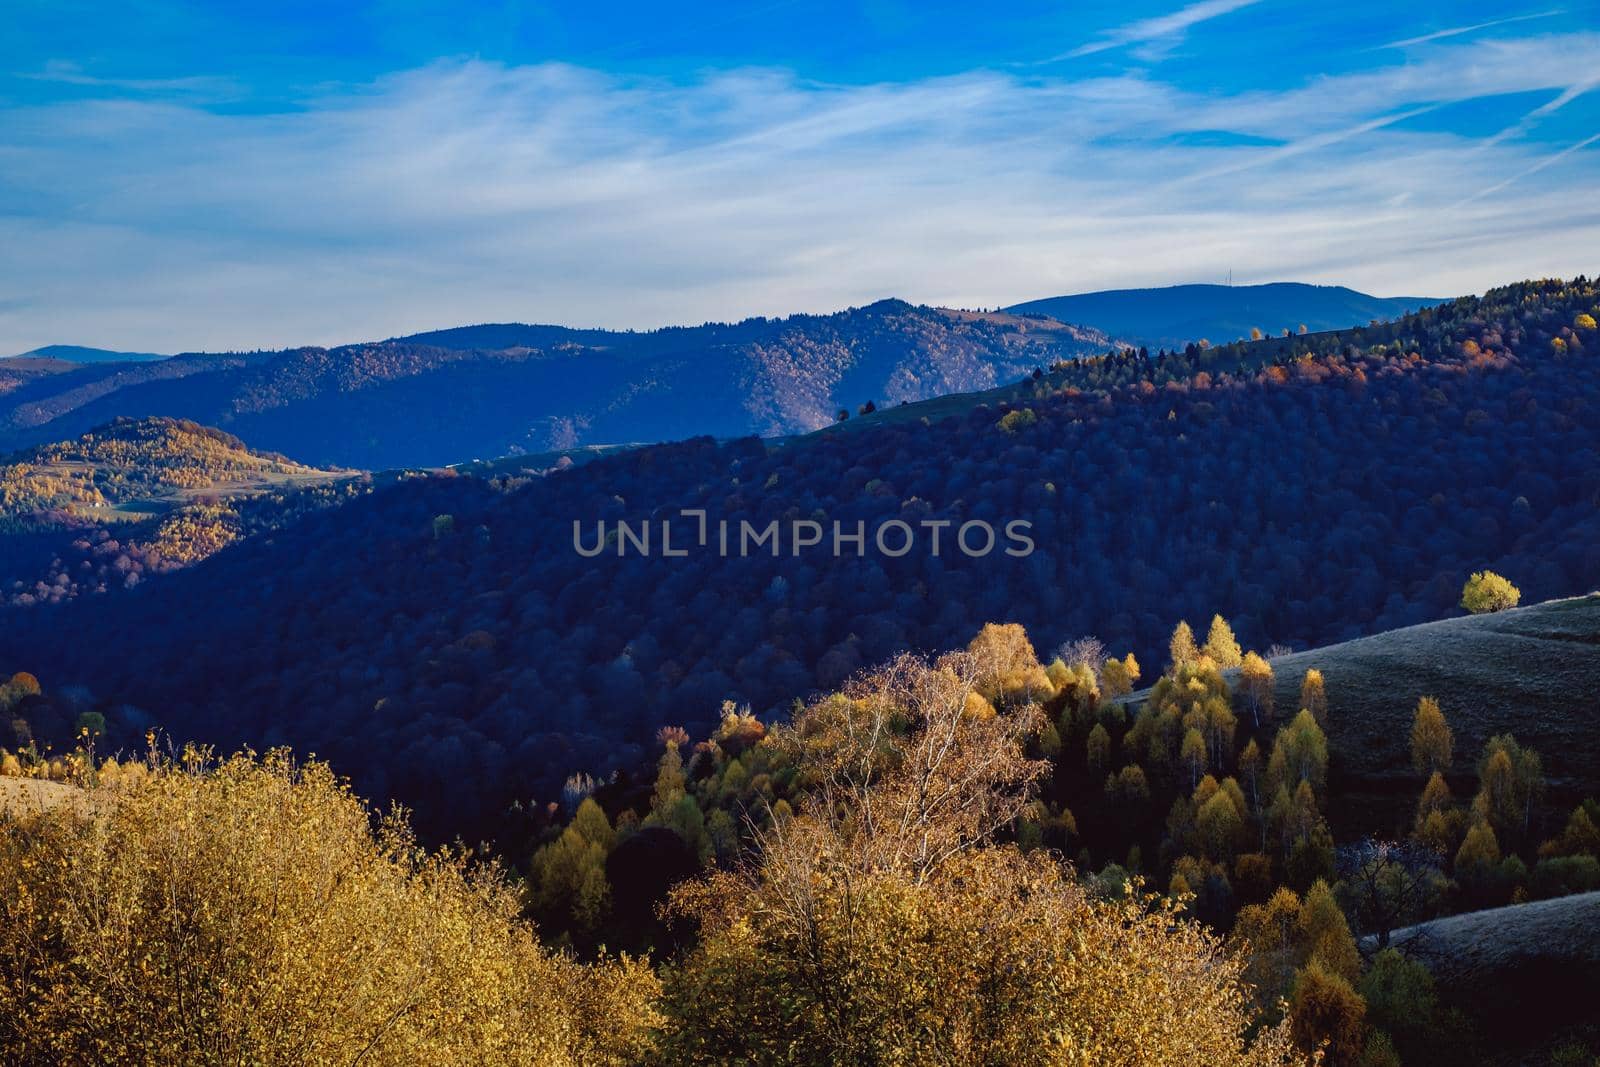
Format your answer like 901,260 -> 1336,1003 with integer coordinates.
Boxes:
3,345 -> 169,364
0,416 -> 340,522
0,417 -> 362,606
9,611 -> 1598,1063
0,303 -> 1111,468
0,278 -> 1594,838
514,618 -> 1600,1063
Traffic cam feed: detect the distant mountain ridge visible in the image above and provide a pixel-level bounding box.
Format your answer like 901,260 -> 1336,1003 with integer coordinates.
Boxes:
1007,282 -> 1439,349
4,345 -> 170,364
0,301 -> 1112,468
2,283 -> 1446,467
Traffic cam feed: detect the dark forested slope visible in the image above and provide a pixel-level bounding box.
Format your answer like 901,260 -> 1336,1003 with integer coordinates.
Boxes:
1,278 -> 1596,836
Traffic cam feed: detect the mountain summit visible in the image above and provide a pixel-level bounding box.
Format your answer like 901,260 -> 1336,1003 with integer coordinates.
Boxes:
1007,282 -> 1439,349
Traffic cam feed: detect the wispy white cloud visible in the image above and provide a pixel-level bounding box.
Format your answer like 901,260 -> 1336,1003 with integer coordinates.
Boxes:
1383,9 -> 1561,48
1049,0 -> 1263,62
15,59 -> 238,98
1,31 -> 1598,353
1463,130 -> 1600,202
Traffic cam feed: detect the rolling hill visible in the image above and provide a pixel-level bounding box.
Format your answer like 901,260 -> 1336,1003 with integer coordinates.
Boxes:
1262,595 -> 1600,801
0,416 -> 346,525
0,302 -> 1112,469
1379,892 -> 1600,1053
1007,282 -> 1438,349
0,417 -> 362,607
1129,594 -> 1600,835
0,277 -> 1595,838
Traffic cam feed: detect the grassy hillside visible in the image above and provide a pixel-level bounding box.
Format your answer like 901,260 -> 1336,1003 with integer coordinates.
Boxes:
1007,282 -> 1437,349
0,417 -> 365,607
1265,596 -> 1600,799
1381,892 -> 1600,1052
1124,595 -> 1600,834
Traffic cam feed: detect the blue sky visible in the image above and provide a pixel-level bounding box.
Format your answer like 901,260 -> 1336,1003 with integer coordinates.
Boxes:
2,1 -> 1598,352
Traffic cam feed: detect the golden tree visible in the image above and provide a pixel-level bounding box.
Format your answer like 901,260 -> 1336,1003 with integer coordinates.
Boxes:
0,750 -> 659,1066
1296,879 -> 1360,984
1182,727 -> 1210,790
1101,653 -> 1140,699
1298,669 -> 1328,726
1412,772 -> 1464,854
1239,651 -> 1276,728
1290,961 -> 1366,1067
1459,571 -> 1519,614
1455,820 -> 1502,871
1086,722 -> 1111,775
1408,697 -> 1453,775
1233,886 -> 1302,1009
1271,711 -> 1329,798
530,796 -> 615,943
661,648 -> 1305,1065
1205,615 -> 1244,669
1541,805 -> 1600,858
1169,620 -> 1201,671
1471,734 -> 1543,845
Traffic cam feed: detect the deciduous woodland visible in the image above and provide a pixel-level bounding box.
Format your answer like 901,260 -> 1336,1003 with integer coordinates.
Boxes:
5,611 -> 1599,1063
3,277 -> 1600,1063
4,279 -> 1598,837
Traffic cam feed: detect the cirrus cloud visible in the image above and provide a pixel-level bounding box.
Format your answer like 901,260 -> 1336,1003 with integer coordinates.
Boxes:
1,29 -> 1598,354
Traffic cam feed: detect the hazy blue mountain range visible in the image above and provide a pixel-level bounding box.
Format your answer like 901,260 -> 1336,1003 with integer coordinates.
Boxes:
3,345 -> 171,364
1,283 -> 1440,469
1007,282 -> 1439,349
0,302 -> 1110,469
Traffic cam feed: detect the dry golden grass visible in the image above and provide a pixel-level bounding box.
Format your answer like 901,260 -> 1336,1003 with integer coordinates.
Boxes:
0,776 -> 102,818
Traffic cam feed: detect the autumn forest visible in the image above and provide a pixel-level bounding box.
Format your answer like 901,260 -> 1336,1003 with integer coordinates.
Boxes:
3,276 -> 1600,1065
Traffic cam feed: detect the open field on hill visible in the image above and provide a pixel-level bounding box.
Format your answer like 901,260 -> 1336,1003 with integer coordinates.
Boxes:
1267,595 -> 1600,793
0,417 -> 351,525
1126,595 -> 1600,835
1380,891 -> 1600,1054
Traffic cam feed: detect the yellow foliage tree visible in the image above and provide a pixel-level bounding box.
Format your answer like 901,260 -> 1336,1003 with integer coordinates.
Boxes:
1169,620 -> 1201,671
0,751 -> 659,1065
1460,571 -> 1519,614
661,648 -> 1303,1065
1204,615 -> 1243,670
1298,669 -> 1328,726
1455,820 -> 1502,871
1297,879 -> 1361,984
1409,696 -> 1453,775
1290,960 -> 1367,1067
1239,652 -> 1275,728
